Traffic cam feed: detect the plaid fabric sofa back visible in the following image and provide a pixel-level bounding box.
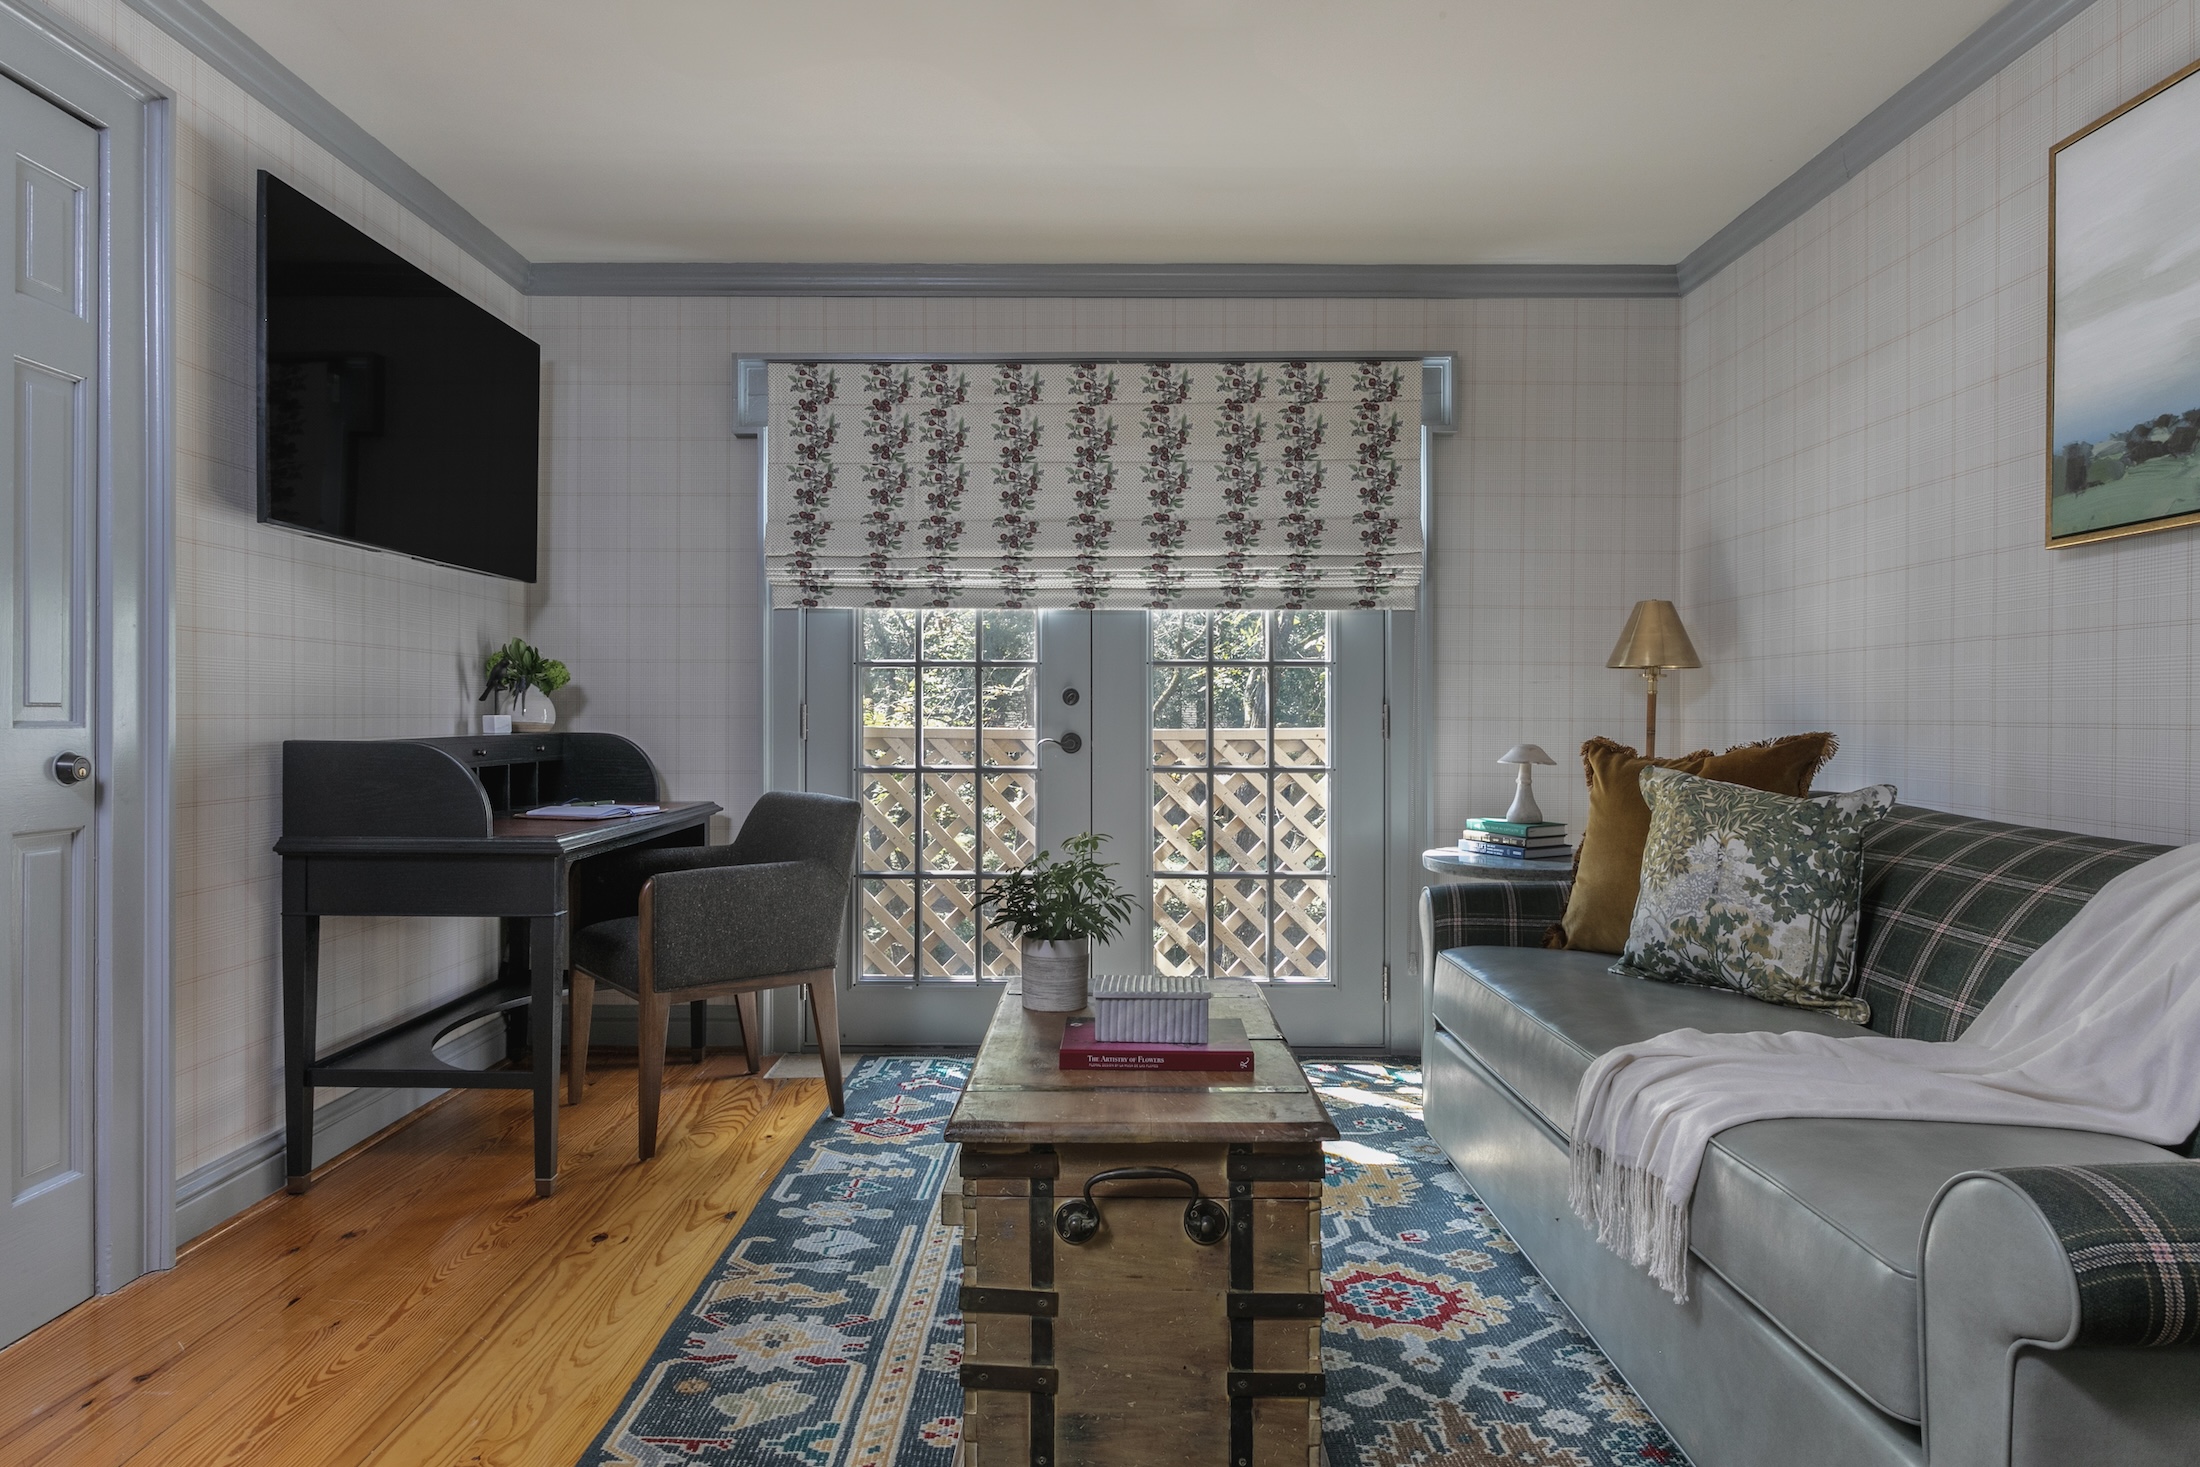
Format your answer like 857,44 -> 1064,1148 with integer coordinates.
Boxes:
1857,806 -> 2172,1042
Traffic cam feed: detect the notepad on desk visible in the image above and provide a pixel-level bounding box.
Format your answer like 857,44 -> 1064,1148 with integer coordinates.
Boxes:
518,802 -> 662,820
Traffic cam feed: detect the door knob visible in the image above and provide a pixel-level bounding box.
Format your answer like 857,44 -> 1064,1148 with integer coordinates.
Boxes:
1039,732 -> 1083,755
51,752 -> 91,785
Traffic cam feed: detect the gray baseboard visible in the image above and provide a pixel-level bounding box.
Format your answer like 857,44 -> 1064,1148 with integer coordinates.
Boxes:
172,1018 -> 507,1246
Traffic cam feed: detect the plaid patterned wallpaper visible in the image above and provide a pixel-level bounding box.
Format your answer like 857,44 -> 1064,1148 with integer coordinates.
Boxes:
1678,0 -> 2200,846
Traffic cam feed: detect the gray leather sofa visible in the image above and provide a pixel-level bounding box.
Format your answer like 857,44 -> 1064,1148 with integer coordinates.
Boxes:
1417,805 -> 2200,1467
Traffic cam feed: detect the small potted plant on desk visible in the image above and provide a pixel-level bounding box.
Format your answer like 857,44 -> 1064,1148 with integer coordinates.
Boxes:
480,637 -> 570,733
975,831 -> 1135,1012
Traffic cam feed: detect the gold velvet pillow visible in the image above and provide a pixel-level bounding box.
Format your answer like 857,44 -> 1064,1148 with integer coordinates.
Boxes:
1548,732 -> 1838,954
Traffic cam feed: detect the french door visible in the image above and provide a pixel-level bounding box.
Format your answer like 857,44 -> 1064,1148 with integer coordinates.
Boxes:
791,608 -> 1391,1049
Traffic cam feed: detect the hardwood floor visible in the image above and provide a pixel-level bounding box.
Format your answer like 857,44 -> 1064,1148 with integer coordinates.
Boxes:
0,1053 -> 825,1466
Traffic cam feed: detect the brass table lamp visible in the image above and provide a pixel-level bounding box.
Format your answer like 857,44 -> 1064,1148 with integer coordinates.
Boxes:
1608,600 -> 1700,757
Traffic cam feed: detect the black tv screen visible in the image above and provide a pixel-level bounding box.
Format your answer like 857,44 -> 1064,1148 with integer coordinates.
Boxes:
257,172 -> 540,581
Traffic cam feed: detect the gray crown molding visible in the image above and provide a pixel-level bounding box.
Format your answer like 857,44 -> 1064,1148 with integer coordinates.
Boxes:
1677,0 -> 2101,292
525,260 -> 1680,298
117,0 -> 531,290
121,0 -> 2100,302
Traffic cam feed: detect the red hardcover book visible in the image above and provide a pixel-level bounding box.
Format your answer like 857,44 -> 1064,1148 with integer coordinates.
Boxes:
1058,1017 -> 1254,1073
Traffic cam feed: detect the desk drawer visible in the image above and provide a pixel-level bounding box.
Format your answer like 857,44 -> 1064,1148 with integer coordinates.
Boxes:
293,854 -> 564,916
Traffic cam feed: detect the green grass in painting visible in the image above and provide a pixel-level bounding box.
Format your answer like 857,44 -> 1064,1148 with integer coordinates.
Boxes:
2052,454 -> 2200,536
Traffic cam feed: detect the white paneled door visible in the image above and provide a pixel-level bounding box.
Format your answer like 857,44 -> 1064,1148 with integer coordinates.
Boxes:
805,609 -> 1390,1049
0,75 -> 101,1348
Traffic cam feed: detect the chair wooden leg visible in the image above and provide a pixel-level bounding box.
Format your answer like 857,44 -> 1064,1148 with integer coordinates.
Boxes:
567,966 -> 594,1105
689,999 -> 708,1064
736,992 -> 762,1076
636,989 -> 670,1161
807,973 -> 845,1117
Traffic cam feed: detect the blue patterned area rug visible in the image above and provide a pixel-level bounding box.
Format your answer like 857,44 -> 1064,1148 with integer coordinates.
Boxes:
579,1057 -> 1688,1467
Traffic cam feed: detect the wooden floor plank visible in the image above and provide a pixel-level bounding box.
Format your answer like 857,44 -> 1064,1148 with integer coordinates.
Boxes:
0,1055 -> 827,1467
357,1082 -> 824,1465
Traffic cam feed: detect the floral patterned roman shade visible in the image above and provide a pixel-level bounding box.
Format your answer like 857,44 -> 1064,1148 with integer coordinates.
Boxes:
764,359 -> 1425,610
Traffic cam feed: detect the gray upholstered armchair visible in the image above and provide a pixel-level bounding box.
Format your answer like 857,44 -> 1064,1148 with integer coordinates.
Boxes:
568,790 -> 860,1159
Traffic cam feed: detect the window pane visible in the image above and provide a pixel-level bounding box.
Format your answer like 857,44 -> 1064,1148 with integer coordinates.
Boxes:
1212,770 -> 1268,871
1151,665 -> 1209,766
921,665 -> 976,765
979,897 -> 1021,980
860,878 -> 916,979
860,773 -> 916,872
981,666 -> 1035,768
981,611 -> 1035,662
1273,878 -> 1329,980
923,878 -> 979,979
1275,667 -> 1328,763
1212,663 -> 1268,766
920,609 -> 977,661
1150,610 -> 1208,660
1152,772 -> 1209,872
922,773 -> 977,872
1274,772 -> 1328,871
979,773 -> 1038,871
862,609 -> 918,662
1214,878 -> 1268,978
1276,612 -> 1327,661
1152,877 -> 1208,977
862,669 -> 916,765
1211,666 -> 1267,731
1211,612 -> 1266,661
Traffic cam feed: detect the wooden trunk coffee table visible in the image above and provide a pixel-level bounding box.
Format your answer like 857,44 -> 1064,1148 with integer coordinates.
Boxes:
945,978 -> 1338,1467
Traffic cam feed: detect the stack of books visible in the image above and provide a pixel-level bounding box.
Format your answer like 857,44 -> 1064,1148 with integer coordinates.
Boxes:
1460,817 -> 1571,862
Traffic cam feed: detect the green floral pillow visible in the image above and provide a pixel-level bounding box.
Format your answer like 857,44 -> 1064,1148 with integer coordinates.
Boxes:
1614,767 -> 1897,1022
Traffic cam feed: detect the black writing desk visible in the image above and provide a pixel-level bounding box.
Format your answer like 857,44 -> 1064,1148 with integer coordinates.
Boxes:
276,733 -> 719,1196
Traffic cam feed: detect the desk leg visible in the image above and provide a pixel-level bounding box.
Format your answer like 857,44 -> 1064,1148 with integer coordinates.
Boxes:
282,914 -> 319,1193
502,917 -> 531,1063
530,914 -> 564,1197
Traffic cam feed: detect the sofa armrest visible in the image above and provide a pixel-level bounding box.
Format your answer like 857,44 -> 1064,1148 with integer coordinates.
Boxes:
1424,879 -> 1570,952
1419,880 -> 1572,1024
1920,1163 -> 2200,1466
1986,1163 -> 2200,1347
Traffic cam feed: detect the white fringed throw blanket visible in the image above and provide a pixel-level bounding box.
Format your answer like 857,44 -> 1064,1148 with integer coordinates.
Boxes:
1570,841 -> 2200,1301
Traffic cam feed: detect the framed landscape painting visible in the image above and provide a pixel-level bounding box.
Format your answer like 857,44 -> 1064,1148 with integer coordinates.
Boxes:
2049,58 -> 2200,547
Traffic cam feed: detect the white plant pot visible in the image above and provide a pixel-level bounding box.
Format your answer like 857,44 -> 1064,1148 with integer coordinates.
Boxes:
511,687 -> 557,732
1020,937 -> 1091,1013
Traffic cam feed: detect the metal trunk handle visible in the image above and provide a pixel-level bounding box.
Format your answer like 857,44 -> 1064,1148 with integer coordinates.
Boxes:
1054,1165 -> 1229,1247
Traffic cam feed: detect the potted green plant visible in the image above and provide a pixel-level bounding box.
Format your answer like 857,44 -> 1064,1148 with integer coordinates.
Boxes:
975,832 -> 1136,1012
480,637 -> 570,732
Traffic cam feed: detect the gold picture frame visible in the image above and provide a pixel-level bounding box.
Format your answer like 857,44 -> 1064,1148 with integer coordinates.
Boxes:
2047,55 -> 2200,548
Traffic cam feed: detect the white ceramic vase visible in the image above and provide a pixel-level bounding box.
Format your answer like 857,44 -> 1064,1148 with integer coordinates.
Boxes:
510,686 -> 557,732
1020,937 -> 1091,1012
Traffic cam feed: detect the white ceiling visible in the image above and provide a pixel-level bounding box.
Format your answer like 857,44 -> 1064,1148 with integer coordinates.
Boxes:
206,0 -> 2010,266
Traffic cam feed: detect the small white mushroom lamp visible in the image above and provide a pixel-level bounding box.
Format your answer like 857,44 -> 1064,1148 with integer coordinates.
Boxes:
1499,744 -> 1557,824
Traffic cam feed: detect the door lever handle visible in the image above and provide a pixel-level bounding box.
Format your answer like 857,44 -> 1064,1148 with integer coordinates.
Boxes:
1038,732 -> 1083,755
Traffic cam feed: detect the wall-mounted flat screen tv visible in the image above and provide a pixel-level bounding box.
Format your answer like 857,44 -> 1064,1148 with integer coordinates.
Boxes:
257,171 -> 540,581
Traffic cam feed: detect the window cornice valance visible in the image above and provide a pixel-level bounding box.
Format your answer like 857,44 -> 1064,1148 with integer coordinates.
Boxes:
762,358 -> 1426,611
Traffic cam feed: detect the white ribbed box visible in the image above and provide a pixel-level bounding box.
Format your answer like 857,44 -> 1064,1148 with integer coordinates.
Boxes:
1091,972 -> 1211,1045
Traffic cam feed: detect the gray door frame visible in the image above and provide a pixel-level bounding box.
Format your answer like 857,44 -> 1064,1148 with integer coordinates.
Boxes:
1,0 -> 176,1286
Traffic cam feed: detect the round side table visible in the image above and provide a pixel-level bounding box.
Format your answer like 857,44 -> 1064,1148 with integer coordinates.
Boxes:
1422,847 -> 1574,881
